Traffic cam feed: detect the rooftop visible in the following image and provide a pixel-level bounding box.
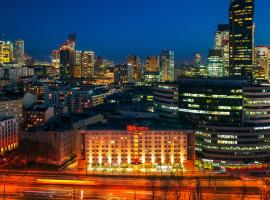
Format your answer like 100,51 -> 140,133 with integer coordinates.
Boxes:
86,117 -> 191,131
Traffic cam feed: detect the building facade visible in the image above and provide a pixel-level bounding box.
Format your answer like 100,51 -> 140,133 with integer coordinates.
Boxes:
81,51 -> 95,78
161,50 -> 175,82
154,82 -> 179,123
254,46 -> 270,80
0,117 -> 19,155
23,106 -> 54,130
214,24 -> 229,76
0,96 -> 23,125
207,49 -> 225,78
229,0 -> 254,78
80,124 -> 195,170
178,78 -> 270,167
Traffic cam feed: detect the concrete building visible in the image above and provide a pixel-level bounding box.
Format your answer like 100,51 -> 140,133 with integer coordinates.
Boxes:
23,106 -> 54,130
0,117 -> 19,155
24,113 -> 104,166
0,94 -> 23,125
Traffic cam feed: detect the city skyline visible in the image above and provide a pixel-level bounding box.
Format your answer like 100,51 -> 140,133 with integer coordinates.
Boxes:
1,0 -> 270,62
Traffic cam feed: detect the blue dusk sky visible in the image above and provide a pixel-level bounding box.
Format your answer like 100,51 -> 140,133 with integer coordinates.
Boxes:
0,0 -> 269,63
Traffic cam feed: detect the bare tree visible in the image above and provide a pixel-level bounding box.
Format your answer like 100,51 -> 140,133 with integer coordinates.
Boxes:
173,176 -> 183,200
195,178 -> 202,200
241,178 -> 246,200
148,176 -> 158,200
161,176 -> 170,200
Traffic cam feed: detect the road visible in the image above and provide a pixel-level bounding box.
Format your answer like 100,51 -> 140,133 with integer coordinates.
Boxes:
0,171 -> 266,199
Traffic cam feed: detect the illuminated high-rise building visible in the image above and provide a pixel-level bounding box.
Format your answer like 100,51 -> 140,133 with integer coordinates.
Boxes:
207,49 -> 225,78
60,49 -> 75,79
214,24 -> 229,76
146,56 -> 160,72
194,53 -> 201,69
254,46 -> 270,80
161,49 -> 174,82
75,50 -> 82,66
59,34 -> 76,79
114,64 -> 133,84
127,55 -> 141,81
14,39 -> 24,65
0,41 -> 13,64
81,51 -> 95,78
51,50 -> 60,69
229,0 -> 254,78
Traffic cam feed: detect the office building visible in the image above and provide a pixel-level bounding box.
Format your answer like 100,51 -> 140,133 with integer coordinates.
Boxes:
207,49 -> 225,77
154,82 -> 179,123
59,34 -> 76,79
161,49 -> 175,82
178,78 -> 270,167
0,41 -> 13,64
51,50 -> 60,69
254,46 -> 270,80
194,53 -> 201,69
81,51 -> 95,78
229,0 -> 254,78
127,55 -> 141,81
146,56 -> 160,72
45,85 -> 108,113
114,64 -> 133,84
214,24 -> 229,76
75,50 -> 82,66
14,39 -> 24,65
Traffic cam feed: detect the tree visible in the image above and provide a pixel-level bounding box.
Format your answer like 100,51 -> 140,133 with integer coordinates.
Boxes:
148,176 -> 158,200
161,176 -> 170,200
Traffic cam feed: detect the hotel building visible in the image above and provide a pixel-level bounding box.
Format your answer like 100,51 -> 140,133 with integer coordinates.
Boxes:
80,119 -> 195,170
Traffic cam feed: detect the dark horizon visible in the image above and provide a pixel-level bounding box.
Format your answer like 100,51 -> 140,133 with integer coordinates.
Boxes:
1,0 -> 270,63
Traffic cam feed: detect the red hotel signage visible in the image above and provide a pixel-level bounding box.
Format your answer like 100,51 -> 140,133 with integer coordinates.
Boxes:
127,125 -> 149,131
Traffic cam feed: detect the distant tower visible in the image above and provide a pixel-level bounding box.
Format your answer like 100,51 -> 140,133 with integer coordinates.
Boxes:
161,49 -> 175,82
214,24 -> 229,76
81,51 -> 95,78
194,53 -> 201,68
146,56 -> 160,73
14,39 -> 24,65
229,0 -> 254,78
127,55 -> 141,81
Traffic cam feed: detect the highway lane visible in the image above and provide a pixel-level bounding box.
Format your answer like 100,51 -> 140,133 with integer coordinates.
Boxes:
0,172 -> 264,199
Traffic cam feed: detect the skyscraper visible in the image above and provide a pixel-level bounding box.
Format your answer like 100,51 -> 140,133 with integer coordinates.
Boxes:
215,24 -> 229,76
0,41 -> 13,64
254,46 -> 270,80
59,34 -> 76,79
194,53 -> 201,69
229,0 -> 254,78
14,39 -> 24,65
207,49 -> 225,77
81,51 -> 95,78
127,55 -> 141,82
161,49 -> 175,82
146,56 -> 160,72
51,50 -> 60,69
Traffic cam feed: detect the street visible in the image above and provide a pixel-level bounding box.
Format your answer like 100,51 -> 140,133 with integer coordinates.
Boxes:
0,171 -> 266,199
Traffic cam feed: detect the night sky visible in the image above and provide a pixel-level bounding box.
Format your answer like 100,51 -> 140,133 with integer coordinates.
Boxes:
1,0 -> 269,63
